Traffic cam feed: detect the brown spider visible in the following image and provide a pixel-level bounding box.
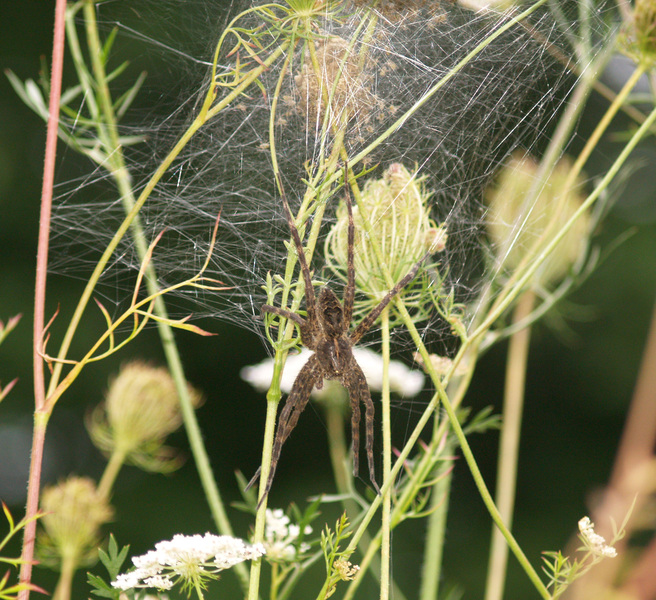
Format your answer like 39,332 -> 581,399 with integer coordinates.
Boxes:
254,170 -> 428,504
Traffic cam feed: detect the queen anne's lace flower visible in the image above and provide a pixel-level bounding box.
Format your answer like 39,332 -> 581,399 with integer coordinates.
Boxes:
578,517 -> 617,558
241,347 -> 424,398
262,508 -> 312,562
112,533 -> 265,591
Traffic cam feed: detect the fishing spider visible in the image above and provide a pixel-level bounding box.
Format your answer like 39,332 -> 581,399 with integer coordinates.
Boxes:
255,171 -> 427,503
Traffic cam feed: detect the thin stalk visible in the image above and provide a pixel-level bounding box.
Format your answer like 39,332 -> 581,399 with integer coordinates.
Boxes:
380,309 -> 391,600
345,359 -> 478,600
248,386 -> 280,600
393,300 -> 551,600
485,290 -> 536,600
323,390 -> 356,498
322,392 -> 398,595
52,555 -> 75,600
96,449 -> 127,499
21,0 -> 67,595
418,438 -> 454,600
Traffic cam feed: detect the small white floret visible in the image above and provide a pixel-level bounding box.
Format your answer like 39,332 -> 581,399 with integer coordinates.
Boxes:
578,516 -> 617,558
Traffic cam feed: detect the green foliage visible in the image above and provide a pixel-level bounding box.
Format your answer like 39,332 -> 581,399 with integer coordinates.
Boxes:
0,504 -> 45,600
87,536 -> 130,600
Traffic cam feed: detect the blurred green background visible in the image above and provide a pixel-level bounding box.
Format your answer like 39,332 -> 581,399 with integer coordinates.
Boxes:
1,1 -> 656,598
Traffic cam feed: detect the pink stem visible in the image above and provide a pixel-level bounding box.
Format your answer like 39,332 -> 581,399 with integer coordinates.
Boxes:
20,0 -> 68,596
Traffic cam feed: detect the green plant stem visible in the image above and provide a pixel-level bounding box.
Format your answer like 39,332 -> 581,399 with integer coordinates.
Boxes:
322,392 -> 402,598
324,389 -> 353,496
52,555 -> 75,600
419,436 -> 455,600
344,363 -> 478,600
398,304 -> 551,599
97,449 -> 127,499
248,387 -> 280,600
485,289 -> 536,600
380,310 -> 391,600
78,11 -> 242,575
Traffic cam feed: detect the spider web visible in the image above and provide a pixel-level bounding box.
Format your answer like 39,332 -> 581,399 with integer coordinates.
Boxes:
49,0 -> 614,356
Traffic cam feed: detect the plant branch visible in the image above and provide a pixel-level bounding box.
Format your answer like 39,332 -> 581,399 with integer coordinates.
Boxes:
21,0 -> 67,596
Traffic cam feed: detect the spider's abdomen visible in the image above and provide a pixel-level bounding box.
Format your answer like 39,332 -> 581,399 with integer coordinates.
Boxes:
317,287 -> 346,337
316,336 -> 352,377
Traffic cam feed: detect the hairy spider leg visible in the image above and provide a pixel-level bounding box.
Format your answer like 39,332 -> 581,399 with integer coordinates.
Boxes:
260,354 -> 323,505
350,250 -> 430,344
341,172 -> 356,326
341,357 -> 381,494
279,192 -> 318,341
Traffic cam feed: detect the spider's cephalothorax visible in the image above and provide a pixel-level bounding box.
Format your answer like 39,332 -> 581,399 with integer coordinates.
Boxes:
255,171 -> 428,504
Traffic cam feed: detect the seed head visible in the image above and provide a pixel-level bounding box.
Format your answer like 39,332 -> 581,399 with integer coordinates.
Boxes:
325,163 -> 445,311
37,476 -> 113,568
620,0 -> 656,66
87,361 -> 203,472
486,152 -> 590,287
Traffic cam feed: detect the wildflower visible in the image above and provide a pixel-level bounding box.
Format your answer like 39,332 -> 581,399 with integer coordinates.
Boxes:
87,361 -> 203,472
37,476 -> 113,568
334,558 -> 360,581
486,152 -> 590,287
112,533 -> 265,592
261,508 -> 312,562
578,517 -> 617,558
241,347 -> 424,398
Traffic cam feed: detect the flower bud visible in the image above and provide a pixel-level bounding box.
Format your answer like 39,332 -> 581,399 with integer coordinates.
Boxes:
37,476 -> 113,568
485,152 -> 590,287
620,0 -> 656,66
325,163 -> 445,317
87,361 -> 203,472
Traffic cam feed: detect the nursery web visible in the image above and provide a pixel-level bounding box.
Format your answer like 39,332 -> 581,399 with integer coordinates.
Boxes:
48,0 -> 615,354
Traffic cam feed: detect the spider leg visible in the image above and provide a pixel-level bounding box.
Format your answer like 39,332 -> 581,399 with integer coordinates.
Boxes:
278,184 -> 318,330
342,166 -> 356,326
256,353 -> 324,506
350,251 -> 430,344
262,304 -> 306,329
342,359 -> 381,495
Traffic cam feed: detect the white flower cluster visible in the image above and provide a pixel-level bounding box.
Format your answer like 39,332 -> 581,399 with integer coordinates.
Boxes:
262,508 -> 312,562
578,517 -> 617,558
241,347 -> 424,397
112,533 -> 265,591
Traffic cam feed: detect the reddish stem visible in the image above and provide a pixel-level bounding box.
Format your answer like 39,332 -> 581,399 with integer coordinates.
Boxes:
20,0 -> 68,596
